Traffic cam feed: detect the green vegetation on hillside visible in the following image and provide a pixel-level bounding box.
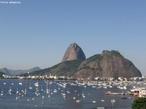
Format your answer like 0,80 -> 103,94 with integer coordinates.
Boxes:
51,60 -> 82,76
132,97 -> 146,109
86,54 -> 102,63
80,54 -> 103,71
111,50 -> 123,57
23,60 -> 82,76
103,50 -> 123,59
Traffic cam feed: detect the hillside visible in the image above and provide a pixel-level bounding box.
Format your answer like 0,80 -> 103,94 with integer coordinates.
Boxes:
0,67 -> 41,76
9,67 -> 41,75
26,50 -> 142,79
25,60 -> 82,77
0,68 -> 11,76
74,50 -> 141,79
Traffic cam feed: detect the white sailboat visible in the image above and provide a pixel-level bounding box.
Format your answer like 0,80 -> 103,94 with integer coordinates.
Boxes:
1,89 -> 3,96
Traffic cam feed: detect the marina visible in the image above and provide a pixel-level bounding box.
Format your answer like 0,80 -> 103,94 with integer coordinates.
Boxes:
0,79 -> 145,109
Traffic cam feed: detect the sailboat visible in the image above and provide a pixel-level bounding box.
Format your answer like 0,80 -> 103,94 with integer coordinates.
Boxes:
29,82 -> 32,89
34,82 -> 39,87
1,89 -> 3,96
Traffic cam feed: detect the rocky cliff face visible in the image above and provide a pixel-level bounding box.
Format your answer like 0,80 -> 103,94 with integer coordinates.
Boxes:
62,43 -> 86,62
75,50 -> 142,79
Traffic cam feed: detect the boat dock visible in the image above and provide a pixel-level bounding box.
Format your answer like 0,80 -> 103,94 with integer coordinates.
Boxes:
105,91 -> 128,95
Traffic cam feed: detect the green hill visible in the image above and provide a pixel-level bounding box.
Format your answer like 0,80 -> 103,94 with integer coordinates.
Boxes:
23,50 -> 141,79
23,60 -> 82,77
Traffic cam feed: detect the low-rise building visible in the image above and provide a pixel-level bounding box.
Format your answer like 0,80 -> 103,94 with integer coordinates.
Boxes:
139,89 -> 146,97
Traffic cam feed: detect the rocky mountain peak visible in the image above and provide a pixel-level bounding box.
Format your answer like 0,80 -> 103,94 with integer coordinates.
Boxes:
62,43 -> 86,62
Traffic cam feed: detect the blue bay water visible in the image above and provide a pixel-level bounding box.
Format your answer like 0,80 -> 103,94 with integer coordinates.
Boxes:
0,79 -> 134,109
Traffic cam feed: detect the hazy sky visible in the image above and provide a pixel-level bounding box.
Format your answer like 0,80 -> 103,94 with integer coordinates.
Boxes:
0,0 -> 146,75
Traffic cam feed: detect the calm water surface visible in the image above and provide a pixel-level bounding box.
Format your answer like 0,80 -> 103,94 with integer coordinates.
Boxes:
0,79 -> 135,109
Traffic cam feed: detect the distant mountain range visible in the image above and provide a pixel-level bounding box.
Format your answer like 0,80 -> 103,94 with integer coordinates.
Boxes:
0,67 -> 41,76
1,43 -> 142,79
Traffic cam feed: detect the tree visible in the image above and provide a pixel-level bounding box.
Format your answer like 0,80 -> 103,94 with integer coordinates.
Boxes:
132,97 -> 146,109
